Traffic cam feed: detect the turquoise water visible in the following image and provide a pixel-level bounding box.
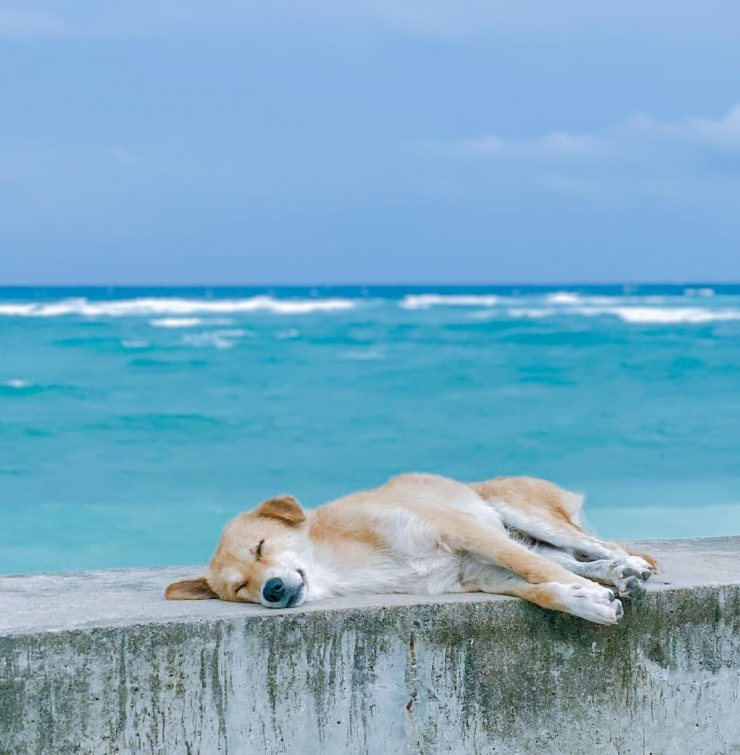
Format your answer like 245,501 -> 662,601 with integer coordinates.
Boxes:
2,285 -> 740,575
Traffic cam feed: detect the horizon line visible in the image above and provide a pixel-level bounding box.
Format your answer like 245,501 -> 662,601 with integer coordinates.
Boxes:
0,281 -> 736,289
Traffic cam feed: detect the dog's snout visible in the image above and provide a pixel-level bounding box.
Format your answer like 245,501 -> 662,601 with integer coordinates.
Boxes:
262,578 -> 285,604
260,572 -> 306,608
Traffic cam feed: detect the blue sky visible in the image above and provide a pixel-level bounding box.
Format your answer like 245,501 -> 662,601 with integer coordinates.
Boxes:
2,1 -> 740,284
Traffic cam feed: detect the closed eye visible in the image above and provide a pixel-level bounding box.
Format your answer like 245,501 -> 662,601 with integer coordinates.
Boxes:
256,539 -> 265,560
235,582 -> 249,595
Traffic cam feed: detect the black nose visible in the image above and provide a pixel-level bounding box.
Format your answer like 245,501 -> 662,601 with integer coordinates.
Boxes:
262,578 -> 285,603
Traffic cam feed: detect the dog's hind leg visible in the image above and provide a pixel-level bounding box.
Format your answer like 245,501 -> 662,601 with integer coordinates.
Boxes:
471,477 -> 657,582
515,513 -> 655,584
529,543 -> 647,601
432,512 -> 624,625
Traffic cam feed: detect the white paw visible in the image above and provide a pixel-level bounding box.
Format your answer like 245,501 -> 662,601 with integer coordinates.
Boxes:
605,562 -> 648,601
623,555 -> 654,581
559,582 -> 624,625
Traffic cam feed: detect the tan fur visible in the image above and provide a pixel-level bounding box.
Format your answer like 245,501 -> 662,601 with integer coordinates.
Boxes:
165,577 -> 215,600
472,476 -> 583,528
309,504 -> 388,561
255,495 -> 306,526
627,549 -> 661,574
205,512 -> 304,604
166,473 -> 657,625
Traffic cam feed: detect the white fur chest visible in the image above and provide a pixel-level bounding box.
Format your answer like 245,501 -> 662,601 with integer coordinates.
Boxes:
305,506 -> 464,600
381,507 -> 463,594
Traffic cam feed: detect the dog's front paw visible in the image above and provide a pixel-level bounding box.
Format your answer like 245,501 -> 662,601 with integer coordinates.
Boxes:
624,555 -> 654,581
608,564 -> 648,601
559,583 -> 624,626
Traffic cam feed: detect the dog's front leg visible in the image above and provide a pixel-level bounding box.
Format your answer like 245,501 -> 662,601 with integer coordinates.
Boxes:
492,571 -> 624,625
529,544 -> 648,602
436,514 -> 624,625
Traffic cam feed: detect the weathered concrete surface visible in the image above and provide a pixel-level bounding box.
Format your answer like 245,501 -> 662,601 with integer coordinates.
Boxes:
2,537 -> 740,755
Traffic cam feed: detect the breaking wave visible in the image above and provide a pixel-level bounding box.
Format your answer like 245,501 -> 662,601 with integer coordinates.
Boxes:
399,294 -> 499,309
149,318 -> 204,328
1,379 -> 31,389
181,329 -> 250,350
505,308 -> 558,319
503,306 -> 740,324
1,291 -> 737,327
544,292 -> 582,304
604,307 -> 740,324
0,296 -> 357,318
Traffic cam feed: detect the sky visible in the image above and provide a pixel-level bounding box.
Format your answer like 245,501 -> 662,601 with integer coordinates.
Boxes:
1,1 -> 740,285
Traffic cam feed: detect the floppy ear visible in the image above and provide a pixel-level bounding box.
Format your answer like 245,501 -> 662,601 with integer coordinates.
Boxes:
165,577 -> 217,600
255,495 -> 306,526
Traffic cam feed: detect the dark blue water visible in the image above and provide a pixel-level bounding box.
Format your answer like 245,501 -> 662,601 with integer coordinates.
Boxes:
2,284 -> 739,574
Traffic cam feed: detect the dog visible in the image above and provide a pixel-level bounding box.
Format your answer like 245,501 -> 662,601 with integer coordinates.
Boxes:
166,473 -> 657,625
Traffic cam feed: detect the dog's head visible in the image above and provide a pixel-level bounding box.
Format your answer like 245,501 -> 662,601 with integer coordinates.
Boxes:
165,495 -> 309,608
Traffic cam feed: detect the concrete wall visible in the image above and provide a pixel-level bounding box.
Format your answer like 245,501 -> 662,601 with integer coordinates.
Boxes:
2,537 -> 740,755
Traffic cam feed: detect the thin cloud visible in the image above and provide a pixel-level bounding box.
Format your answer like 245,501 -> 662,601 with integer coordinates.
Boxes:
0,9 -> 66,38
443,104 -> 740,163
625,105 -> 740,153
452,131 -> 603,161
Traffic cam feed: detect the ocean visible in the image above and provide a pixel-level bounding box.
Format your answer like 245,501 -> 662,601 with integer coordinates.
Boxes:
2,284 -> 739,575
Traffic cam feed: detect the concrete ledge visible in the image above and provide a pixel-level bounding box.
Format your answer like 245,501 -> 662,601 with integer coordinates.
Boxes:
2,537 -> 740,754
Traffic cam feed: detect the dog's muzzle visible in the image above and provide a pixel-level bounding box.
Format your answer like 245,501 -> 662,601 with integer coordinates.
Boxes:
261,572 -> 306,608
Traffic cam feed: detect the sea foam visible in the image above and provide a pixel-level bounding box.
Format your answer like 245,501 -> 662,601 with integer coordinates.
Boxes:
1,379 -> 31,389
339,348 -> 386,361
150,318 -> 204,328
276,329 -> 300,340
544,292 -> 636,306
505,308 -> 558,319
182,329 -> 250,350
399,294 -> 499,309
544,292 -> 582,304
504,305 -> 740,324
606,307 -> 740,324
0,296 -> 357,318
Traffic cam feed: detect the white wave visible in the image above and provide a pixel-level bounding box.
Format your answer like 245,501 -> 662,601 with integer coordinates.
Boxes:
0,296 -> 357,318
276,329 -> 300,340
121,340 -> 149,349
545,291 -> 581,304
506,308 -> 558,319
544,292 -> 636,306
545,290 -> 729,307
503,305 -> 740,324
339,348 -> 386,361
399,294 -> 499,310
2,379 -> 31,389
182,329 -> 249,350
150,318 -> 203,328
606,306 -> 740,324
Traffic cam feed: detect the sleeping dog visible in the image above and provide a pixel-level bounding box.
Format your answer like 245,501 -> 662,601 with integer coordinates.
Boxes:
166,473 -> 656,625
